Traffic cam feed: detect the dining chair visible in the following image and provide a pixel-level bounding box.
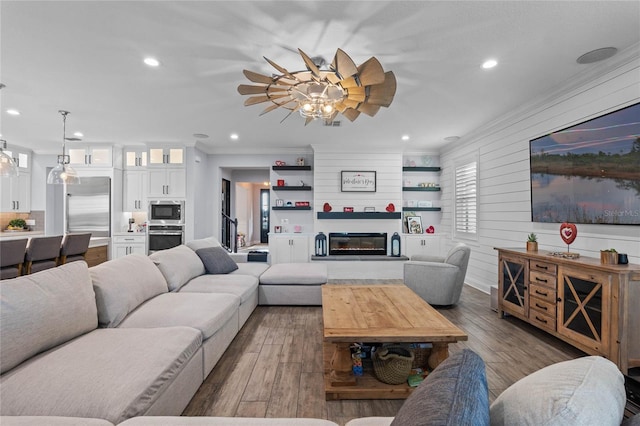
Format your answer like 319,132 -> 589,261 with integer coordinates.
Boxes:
24,235 -> 63,274
0,238 -> 29,279
59,233 -> 92,265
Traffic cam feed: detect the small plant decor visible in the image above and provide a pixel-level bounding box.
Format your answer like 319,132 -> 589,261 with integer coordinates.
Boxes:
526,233 -> 538,251
8,218 -> 26,230
600,248 -> 618,264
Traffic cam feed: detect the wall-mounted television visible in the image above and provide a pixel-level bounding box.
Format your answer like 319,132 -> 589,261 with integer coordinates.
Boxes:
530,102 -> 640,225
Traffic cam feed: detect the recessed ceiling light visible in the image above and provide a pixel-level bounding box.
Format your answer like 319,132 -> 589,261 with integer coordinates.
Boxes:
482,59 -> 498,69
576,47 -> 618,64
144,57 -> 160,67
6,109 -> 20,116
401,135 -> 410,141
230,133 -> 239,140
73,132 -> 83,137
444,136 -> 460,142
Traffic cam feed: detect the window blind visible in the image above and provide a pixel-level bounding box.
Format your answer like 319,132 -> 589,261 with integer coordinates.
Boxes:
455,161 -> 477,238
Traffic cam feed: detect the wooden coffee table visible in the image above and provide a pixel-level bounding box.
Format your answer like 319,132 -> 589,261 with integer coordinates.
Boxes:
322,284 -> 468,400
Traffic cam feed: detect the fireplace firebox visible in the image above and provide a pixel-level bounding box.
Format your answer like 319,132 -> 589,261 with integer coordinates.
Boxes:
329,232 -> 387,256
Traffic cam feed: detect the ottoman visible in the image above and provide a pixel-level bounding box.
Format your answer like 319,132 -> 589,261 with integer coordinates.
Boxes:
258,263 -> 328,305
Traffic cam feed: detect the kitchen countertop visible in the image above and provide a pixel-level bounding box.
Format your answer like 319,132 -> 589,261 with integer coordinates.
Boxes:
0,232 -> 110,248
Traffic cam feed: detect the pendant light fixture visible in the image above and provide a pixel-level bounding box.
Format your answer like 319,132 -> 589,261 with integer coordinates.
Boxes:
47,110 -> 80,185
0,139 -> 19,178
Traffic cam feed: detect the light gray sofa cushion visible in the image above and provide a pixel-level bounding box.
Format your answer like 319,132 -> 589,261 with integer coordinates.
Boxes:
149,245 -> 205,291
259,263 -> 327,285
0,261 -> 98,374
180,274 -> 258,303
90,254 -> 168,328
0,327 -> 202,424
0,417 -> 114,426
490,355 -> 625,426
196,247 -> 239,274
119,417 -> 339,425
233,262 -> 270,278
118,293 -> 240,340
186,236 -> 222,251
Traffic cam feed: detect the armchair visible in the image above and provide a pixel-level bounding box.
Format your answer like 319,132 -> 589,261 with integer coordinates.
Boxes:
403,243 -> 471,306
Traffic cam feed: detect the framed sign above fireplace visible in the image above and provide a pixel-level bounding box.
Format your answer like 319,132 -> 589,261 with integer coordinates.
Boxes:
341,170 -> 376,192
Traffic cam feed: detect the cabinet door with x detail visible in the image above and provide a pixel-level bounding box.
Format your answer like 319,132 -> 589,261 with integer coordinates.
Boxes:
498,253 -> 529,319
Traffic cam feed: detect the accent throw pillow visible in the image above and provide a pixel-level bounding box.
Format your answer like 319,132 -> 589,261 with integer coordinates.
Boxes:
195,247 -> 239,274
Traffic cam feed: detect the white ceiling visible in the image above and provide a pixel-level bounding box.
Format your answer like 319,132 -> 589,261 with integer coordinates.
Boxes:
1,1 -> 639,155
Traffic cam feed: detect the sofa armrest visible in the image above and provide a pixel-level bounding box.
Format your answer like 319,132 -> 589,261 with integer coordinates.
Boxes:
229,253 -> 249,263
410,254 -> 445,263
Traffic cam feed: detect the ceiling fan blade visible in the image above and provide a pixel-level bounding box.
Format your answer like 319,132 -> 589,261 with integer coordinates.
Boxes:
243,69 -> 275,85
334,102 -> 348,113
357,57 -> 385,86
237,84 -> 288,95
367,71 -> 397,107
259,103 -> 282,116
331,48 -> 358,78
298,49 -> 321,79
304,116 -> 315,126
342,108 -> 361,122
346,86 -> 366,102
279,104 -> 300,123
244,93 -> 289,106
325,73 -> 341,85
342,98 -> 360,109
263,56 -> 297,80
356,103 -> 381,117
326,110 -> 339,123
339,76 -> 359,89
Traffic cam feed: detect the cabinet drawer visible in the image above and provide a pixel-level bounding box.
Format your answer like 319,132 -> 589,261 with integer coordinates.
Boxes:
530,296 -> 556,316
529,260 -> 557,275
113,235 -> 146,244
530,310 -> 556,333
529,283 -> 557,304
529,270 -> 556,289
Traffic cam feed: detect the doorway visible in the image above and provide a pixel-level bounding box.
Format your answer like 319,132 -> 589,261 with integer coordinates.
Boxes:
260,188 -> 270,243
221,178 -> 231,249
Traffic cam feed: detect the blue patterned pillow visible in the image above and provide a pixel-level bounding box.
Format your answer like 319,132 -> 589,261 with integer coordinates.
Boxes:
391,349 -> 489,426
195,247 -> 238,274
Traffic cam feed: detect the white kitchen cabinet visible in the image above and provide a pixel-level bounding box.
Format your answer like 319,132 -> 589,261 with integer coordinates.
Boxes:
123,147 -> 147,169
123,170 -> 147,212
148,146 -> 184,167
112,234 -> 146,259
0,172 -> 31,213
68,145 -> 112,167
270,234 -> 310,263
147,168 -> 185,198
403,234 -> 442,258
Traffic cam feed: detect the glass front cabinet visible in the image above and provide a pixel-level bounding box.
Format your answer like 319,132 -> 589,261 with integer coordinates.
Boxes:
498,253 -> 528,319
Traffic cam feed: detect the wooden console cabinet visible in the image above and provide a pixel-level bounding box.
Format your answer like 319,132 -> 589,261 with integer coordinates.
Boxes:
495,247 -> 640,374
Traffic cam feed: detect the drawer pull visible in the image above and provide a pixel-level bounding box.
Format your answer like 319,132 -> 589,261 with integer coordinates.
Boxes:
535,303 -> 547,311
535,316 -> 548,324
535,264 -> 548,270
535,277 -> 548,283
535,289 -> 548,296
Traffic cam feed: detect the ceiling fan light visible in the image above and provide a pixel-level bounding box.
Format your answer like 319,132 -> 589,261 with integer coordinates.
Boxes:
47,162 -> 80,185
0,142 -> 19,178
303,103 -> 314,112
322,104 -> 334,114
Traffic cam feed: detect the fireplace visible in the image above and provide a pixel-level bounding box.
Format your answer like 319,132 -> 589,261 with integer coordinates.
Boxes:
329,232 -> 387,256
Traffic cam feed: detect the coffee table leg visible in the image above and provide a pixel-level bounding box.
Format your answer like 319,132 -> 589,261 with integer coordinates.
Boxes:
329,343 -> 356,387
428,343 -> 449,369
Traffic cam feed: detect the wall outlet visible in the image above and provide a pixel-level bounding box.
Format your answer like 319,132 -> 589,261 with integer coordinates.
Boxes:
25,219 -> 36,226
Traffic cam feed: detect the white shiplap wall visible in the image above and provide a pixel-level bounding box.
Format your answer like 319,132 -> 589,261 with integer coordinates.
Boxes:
440,52 -> 640,294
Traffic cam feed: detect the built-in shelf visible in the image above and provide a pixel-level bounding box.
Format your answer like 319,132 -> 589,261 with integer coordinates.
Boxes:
272,165 -> 312,171
402,167 -> 441,172
272,206 -> 312,211
272,186 -> 312,191
317,212 -> 402,220
402,207 -> 441,212
402,187 -> 441,192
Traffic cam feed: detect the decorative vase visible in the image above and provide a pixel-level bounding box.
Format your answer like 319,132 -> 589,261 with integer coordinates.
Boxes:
600,251 -> 618,265
526,241 -> 538,252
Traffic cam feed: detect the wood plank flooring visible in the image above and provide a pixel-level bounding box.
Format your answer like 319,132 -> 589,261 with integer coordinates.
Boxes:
183,281 -> 585,425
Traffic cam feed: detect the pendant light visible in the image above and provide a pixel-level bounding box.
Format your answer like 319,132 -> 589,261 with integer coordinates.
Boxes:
0,140 -> 19,178
47,110 -> 80,185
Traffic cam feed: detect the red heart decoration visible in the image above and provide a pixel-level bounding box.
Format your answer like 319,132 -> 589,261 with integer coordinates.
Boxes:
560,222 -> 577,245
426,226 -> 435,234
386,203 -> 395,212
323,203 -> 332,212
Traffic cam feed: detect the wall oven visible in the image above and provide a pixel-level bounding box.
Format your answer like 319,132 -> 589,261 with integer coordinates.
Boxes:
148,225 -> 184,254
149,200 -> 184,224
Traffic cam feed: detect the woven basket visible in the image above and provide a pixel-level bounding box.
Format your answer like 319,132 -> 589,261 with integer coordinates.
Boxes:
411,346 -> 432,369
372,345 -> 415,385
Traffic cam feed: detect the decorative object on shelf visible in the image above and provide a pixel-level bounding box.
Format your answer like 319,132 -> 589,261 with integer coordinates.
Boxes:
295,201 -> 310,207
285,201 -> 293,207
559,222 -> 577,251
274,226 -> 282,233
7,218 -> 27,230
300,180 -> 306,186
548,251 -> 580,259
274,160 -> 286,166
294,225 -> 302,233
403,179 -> 412,186
526,233 -> 538,251
417,200 -> 432,208
277,179 -> 285,186
47,110 -> 80,185
385,203 -> 395,212
0,139 -> 19,178
364,206 -> 375,212
407,216 -> 423,234
600,248 -> 618,265
343,207 -> 354,212
426,225 -> 435,234
406,200 -> 417,208
315,232 -> 327,256
323,202 -> 332,212
238,48 -> 396,125
341,170 -> 376,192
421,156 -> 433,167
391,232 -> 401,256
405,160 -> 416,167
296,157 -> 305,166
276,199 -> 284,207
618,253 -> 629,265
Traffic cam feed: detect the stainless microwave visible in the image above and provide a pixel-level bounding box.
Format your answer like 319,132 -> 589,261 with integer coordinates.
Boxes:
148,200 -> 184,224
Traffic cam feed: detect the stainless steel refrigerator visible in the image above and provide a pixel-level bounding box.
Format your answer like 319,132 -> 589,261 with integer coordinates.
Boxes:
66,176 -> 111,237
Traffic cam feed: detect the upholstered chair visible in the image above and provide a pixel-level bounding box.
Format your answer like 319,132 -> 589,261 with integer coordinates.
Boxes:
59,233 -> 92,265
403,243 -> 471,306
0,238 -> 28,279
24,235 -> 63,274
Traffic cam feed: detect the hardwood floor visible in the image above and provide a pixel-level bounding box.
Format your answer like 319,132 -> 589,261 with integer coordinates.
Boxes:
183,281 -> 585,425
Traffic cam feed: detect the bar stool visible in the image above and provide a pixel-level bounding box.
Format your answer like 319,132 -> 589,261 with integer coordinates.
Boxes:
59,233 -> 92,265
0,238 -> 28,279
24,235 -> 63,274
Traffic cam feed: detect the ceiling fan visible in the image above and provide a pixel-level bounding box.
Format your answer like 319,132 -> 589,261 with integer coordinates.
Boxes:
237,48 -> 396,125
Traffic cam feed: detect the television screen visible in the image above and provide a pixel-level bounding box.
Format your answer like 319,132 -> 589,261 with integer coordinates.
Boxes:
530,102 -> 640,225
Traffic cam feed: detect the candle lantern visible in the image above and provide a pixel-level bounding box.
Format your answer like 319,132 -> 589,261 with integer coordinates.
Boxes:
315,232 -> 327,256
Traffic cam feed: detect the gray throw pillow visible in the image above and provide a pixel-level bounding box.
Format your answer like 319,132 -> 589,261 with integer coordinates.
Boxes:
195,247 -> 239,274
391,349 -> 489,426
